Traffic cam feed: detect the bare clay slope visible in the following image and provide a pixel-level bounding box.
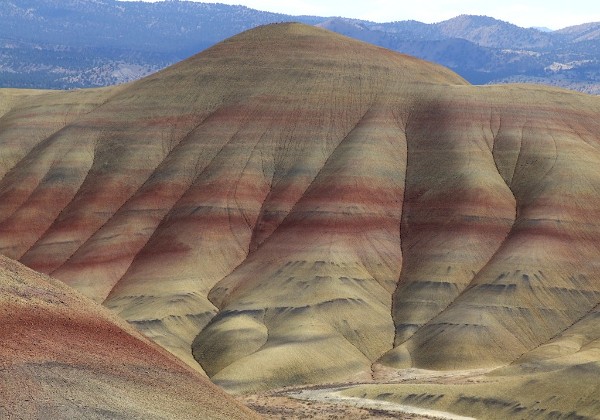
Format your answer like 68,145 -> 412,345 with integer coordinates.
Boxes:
0,23 -> 466,378
0,255 -> 258,419
333,304 -> 600,419
379,83 -> 600,371
1,23 -> 600,405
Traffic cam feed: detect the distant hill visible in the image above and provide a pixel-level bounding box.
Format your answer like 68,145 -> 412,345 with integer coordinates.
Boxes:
1,1 -> 600,93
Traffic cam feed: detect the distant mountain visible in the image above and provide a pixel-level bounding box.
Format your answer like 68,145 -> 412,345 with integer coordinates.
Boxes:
317,14 -> 556,48
0,0 -> 321,88
319,15 -> 600,93
1,0 -> 600,93
556,21 -> 600,41
435,14 -> 555,48
531,26 -> 554,32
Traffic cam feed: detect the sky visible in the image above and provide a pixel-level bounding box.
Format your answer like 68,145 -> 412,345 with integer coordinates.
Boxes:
128,0 -> 600,30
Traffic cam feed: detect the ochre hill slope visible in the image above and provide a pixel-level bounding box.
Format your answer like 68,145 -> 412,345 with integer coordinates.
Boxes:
1,23 -> 600,406
0,255 -> 258,419
333,302 -> 600,419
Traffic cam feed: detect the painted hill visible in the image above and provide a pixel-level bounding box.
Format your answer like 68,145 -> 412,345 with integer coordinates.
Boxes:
0,255 -> 258,419
1,22 -> 600,417
0,22 -> 467,379
327,303 -> 600,418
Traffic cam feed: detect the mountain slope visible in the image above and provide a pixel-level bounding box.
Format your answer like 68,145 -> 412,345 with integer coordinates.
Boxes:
319,16 -> 600,93
2,0 -> 600,93
435,14 -> 555,48
0,255 -> 258,419
0,0 -> 322,88
0,23 -> 600,410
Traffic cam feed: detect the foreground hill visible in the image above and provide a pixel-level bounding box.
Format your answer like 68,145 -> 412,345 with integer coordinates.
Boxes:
1,23 -> 600,418
0,256 -> 258,419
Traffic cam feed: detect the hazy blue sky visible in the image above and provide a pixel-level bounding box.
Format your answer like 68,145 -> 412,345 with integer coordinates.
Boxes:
127,0 -> 600,29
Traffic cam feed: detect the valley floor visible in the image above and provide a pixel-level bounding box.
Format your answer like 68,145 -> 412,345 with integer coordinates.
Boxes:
240,369 -> 493,419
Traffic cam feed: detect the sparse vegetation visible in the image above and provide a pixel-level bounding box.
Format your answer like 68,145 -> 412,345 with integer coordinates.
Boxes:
2,1 -> 600,92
